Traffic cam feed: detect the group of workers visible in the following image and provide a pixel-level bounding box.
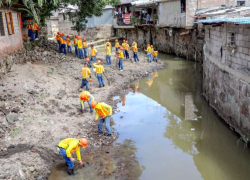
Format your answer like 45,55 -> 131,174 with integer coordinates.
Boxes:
56,36 -> 160,175
27,20 -> 40,41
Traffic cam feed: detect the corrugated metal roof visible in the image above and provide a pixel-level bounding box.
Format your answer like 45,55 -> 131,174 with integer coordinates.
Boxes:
197,17 -> 250,24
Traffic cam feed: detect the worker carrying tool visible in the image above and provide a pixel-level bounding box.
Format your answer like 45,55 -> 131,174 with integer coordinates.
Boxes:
93,60 -> 105,87
58,138 -> 88,175
91,101 -> 112,136
81,63 -> 91,90
80,91 -> 94,113
74,35 -> 78,57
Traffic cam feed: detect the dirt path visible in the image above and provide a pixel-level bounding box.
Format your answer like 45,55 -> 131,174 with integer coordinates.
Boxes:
0,46 -> 164,180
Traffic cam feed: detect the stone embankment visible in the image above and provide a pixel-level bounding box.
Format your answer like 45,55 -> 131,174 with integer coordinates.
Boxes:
0,40 -> 164,180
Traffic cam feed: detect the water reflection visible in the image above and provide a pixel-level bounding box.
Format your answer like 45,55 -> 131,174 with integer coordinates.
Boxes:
113,56 -> 250,180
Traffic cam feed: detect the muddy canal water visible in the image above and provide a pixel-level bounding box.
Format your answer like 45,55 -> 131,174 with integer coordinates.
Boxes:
49,54 -> 250,180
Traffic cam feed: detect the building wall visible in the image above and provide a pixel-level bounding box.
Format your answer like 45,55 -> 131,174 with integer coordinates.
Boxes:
158,0 -> 186,28
57,9 -> 114,40
186,0 -> 198,28
197,0 -> 236,9
203,23 -> 250,136
46,18 -> 59,38
0,9 -> 22,57
116,27 -> 204,61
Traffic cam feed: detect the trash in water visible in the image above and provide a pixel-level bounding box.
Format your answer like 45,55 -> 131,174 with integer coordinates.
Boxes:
191,128 -> 195,131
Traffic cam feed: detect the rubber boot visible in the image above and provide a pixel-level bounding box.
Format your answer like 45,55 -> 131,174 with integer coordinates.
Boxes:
68,169 -> 74,175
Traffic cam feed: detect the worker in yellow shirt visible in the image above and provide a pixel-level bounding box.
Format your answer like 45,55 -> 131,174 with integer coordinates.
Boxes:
32,21 -> 40,39
60,33 -> 67,55
58,138 -> 88,175
117,46 -> 124,71
132,41 -> 137,48
90,45 -> 98,67
81,63 -> 91,90
80,91 -> 94,113
83,38 -> 88,58
145,43 -> 153,62
91,101 -> 112,136
115,39 -> 119,52
77,36 -> 83,59
122,39 -> 126,56
74,35 -> 78,57
151,45 -> 158,62
124,40 -> 130,59
93,60 -> 105,87
66,35 -> 72,53
106,43 -> 112,65
56,32 -> 61,52
131,42 -> 140,63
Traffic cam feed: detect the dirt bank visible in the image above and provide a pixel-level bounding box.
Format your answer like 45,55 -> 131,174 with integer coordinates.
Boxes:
0,43 -> 164,180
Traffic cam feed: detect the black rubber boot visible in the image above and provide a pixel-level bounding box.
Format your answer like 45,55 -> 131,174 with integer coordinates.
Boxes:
68,169 -> 74,175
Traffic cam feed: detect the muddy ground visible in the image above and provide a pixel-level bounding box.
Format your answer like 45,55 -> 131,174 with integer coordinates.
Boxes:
0,43 -> 164,180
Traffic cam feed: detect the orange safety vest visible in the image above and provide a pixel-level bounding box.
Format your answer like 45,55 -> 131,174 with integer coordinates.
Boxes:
96,106 -> 109,118
33,23 -> 40,31
56,35 -> 60,41
132,46 -> 138,52
74,38 -> 78,46
80,92 -> 90,102
82,67 -> 90,78
152,51 -> 158,57
28,25 -> 33,30
91,48 -> 97,57
60,37 -> 66,44
66,38 -> 71,45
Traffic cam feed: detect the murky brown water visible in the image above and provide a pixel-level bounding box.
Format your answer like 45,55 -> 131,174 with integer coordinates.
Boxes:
49,54 -> 250,180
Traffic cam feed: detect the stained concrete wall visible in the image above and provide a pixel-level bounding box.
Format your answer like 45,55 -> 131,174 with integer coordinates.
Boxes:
197,0 -> 236,9
158,0 -> 186,28
46,18 -> 59,38
0,9 -> 22,57
117,27 -> 204,61
203,23 -> 250,136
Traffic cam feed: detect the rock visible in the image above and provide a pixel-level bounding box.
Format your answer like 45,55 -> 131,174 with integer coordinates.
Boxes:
42,51 -> 48,56
6,113 -> 19,124
28,167 -> 35,172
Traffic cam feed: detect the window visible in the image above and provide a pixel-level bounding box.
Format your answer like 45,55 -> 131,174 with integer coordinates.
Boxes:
5,12 -> 15,35
0,12 -> 5,36
230,32 -> 235,46
237,1 -> 245,6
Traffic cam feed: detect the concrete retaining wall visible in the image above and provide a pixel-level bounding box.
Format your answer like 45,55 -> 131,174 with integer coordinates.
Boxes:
116,27 -> 204,61
203,23 -> 250,136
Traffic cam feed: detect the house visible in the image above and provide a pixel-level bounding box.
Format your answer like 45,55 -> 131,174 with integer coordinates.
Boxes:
0,7 -> 23,57
47,5 -> 114,40
197,6 -> 250,135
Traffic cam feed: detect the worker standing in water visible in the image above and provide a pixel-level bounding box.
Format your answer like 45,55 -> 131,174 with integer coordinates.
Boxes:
131,42 -> 140,63
115,39 -> 120,52
81,63 -> 91,90
74,35 -> 78,57
83,38 -> 88,58
93,60 -> 105,87
58,138 -> 88,175
80,91 -> 94,113
90,45 -> 98,67
91,101 -> 112,136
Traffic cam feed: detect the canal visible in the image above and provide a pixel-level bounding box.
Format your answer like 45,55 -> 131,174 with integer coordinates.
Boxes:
49,54 -> 250,180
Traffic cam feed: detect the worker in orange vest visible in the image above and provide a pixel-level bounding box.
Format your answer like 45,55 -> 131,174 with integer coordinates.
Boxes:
106,42 -> 112,65
117,46 -> 124,71
115,39 -> 119,52
131,42 -> 140,63
93,60 -> 105,87
81,63 -> 91,90
66,35 -> 72,53
60,33 -> 67,55
83,38 -> 88,58
27,19 -> 35,41
151,45 -> 158,62
58,138 -> 88,175
80,91 -> 94,113
32,21 -> 40,39
56,32 -> 61,52
90,45 -> 98,67
91,101 -> 112,136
